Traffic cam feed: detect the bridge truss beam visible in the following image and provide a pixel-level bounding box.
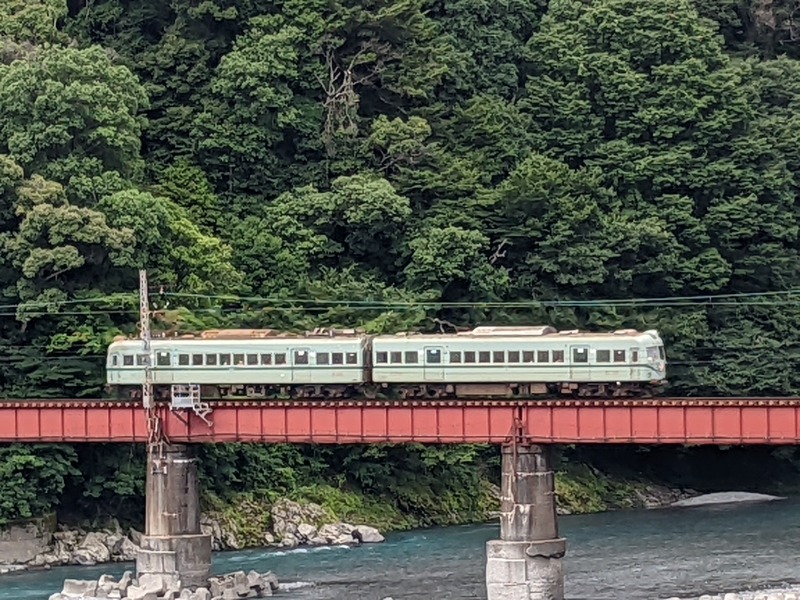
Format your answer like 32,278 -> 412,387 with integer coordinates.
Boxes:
1,398 -> 800,444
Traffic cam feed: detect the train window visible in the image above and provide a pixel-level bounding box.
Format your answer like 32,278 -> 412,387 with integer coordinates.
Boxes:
426,349 -> 442,364
508,351 -> 520,363
332,353 -> 343,365
522,351 -> 534,363
294,351 -> 309,365
220,354 -> 231,366
659,347 -> 665,359
275,353 -> 287,365
404,351 -> 417,364
572,348 -> 588,363
317,352 -> 330,365
537,350 -> 549,363
390,351 -> 402,364
192,354 -> 203,366
614,350 -> 626,362
493,351 -> 505,363
450,351 -> 462,363
112,355 -> 119,366
233,353 -> 245,365
596,350 -> 610,363
156,351 -> 171,366
136,354 -> 150,366
178,354 -> 190,366
464,351 -> 475,363
552,350 -> 564,363
206,354 -> 217,365
261,354 -> 272,365
376,352 -> 388,364
123,355 -> 134,366
346,352 -> 358,365
246,354 -> 258,366
479,351 -> 490,363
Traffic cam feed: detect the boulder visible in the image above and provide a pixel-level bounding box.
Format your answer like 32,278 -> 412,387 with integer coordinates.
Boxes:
317,523 -> 356,546
195,588 -> 211,600
71,533 -> 112,566
352,525 -> 384,543
296,523 -> 317,541
125,586 -> 158,600
118,571 -> 134,595
62,579 -> 98,597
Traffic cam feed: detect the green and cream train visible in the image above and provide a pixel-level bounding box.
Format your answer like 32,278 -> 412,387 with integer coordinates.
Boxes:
106,326 -> 668,400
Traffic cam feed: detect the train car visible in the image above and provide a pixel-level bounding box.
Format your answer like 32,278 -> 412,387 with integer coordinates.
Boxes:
371,326 -> 667,398
106,329 -> 371,399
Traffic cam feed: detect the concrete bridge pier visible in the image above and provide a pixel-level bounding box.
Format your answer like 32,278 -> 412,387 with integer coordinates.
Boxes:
486,444 -> 567,600
136,444 -> 212,589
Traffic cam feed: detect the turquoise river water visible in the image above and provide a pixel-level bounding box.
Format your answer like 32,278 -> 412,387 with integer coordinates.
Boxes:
2,498 -> 800,600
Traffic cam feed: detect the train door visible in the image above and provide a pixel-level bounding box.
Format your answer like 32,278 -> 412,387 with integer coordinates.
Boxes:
292,348 -> 313,383
424,347 -> 445,381
629,347 -> 640,380
569,345 -> 591,381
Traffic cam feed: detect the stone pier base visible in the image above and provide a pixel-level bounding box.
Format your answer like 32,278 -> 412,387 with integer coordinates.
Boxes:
486,539 -> 566,600
136,534 -> 212,589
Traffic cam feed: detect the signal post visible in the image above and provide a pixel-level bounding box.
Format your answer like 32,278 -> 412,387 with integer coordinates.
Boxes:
486,444 -> 566,600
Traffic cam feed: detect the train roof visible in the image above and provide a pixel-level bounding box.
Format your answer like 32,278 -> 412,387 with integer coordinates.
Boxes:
373,327 -> 662,343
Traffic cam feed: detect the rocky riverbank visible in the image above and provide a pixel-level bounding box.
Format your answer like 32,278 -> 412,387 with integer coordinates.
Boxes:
0,498 -> 385,574
0,478 -> 695,574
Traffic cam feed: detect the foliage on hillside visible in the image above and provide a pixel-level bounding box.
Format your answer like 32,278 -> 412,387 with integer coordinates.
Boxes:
3,0 -> 800,524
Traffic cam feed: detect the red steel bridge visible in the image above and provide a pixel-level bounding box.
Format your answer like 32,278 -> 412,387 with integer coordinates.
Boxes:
2,397 -> 800,444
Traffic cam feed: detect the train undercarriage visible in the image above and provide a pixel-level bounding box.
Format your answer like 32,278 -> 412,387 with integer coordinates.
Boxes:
114,380 -> 662,401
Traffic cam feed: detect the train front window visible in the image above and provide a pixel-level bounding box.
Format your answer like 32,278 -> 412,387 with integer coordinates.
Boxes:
646,347 -> 659,361
613,350 -> 626,362
123,355 -> 134,366
659,346 -> 666,359
156,351 -> 171,366
111,354 -> 119,366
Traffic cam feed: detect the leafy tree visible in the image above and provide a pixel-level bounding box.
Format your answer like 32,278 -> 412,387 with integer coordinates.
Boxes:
0,45 -> 148,191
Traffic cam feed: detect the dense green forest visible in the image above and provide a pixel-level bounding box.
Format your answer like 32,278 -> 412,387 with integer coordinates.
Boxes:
3,0 -> 800,527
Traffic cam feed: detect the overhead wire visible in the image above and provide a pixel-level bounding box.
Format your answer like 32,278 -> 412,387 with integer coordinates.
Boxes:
2,287 -> 800,314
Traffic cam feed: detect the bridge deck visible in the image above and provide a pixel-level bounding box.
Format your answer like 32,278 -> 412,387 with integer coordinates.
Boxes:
1,398 -> 799,444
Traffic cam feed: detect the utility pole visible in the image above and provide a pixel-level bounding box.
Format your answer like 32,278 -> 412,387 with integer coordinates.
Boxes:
139,269 -> 153,409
